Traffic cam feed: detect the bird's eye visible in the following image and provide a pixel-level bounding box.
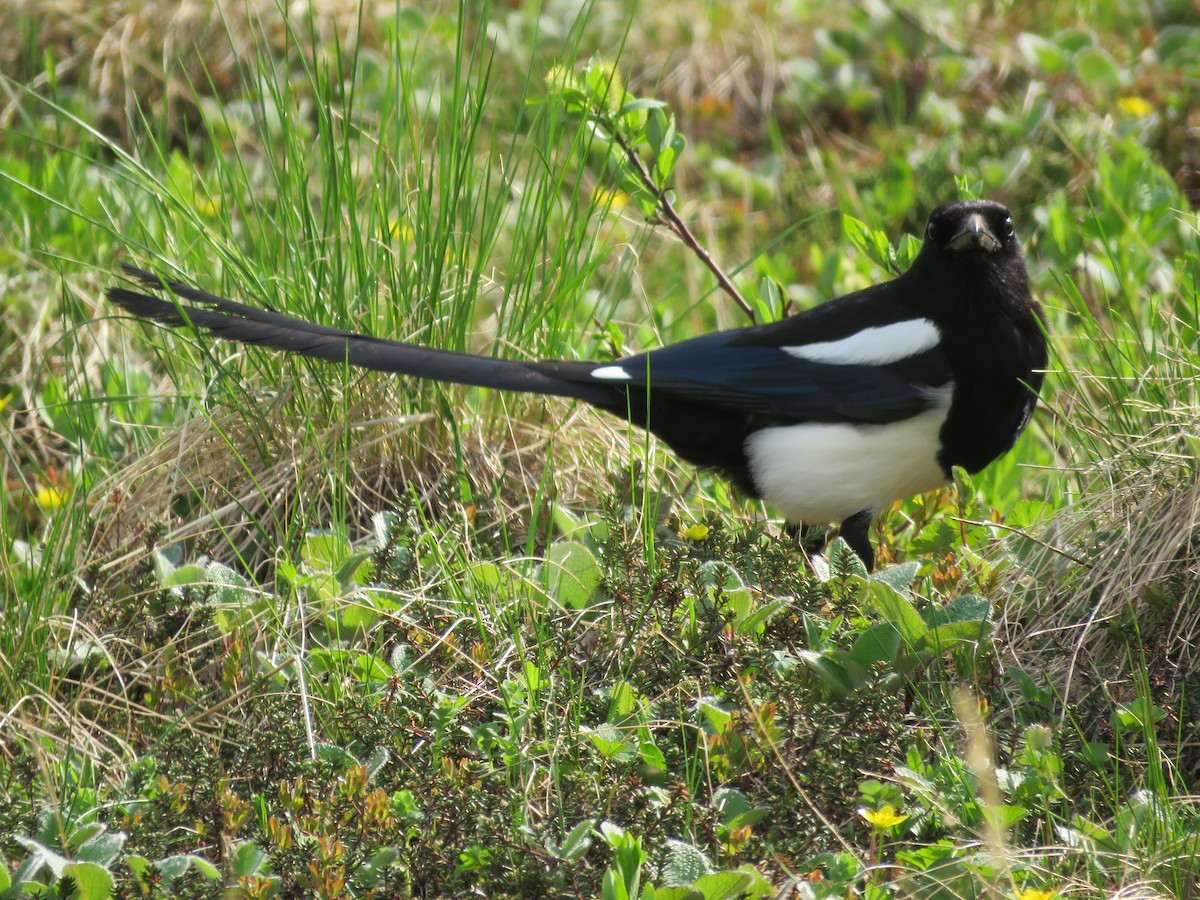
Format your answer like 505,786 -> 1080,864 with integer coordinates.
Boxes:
926,221 -> 937,241
1002,217 -> 1014,239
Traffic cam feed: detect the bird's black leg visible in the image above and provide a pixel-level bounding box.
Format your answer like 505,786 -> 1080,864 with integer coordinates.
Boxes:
839,510 -> 876,571
784,521 -> 831,558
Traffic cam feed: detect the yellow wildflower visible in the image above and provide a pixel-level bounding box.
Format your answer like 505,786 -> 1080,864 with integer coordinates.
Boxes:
858,804 -> 907,829
681,523 -> 710,541
1015,889 -> 1060,900
36,485 -> 68,512
594,187 -> 629,212
388,219 -> 415,242
1117,96 -> 1153,117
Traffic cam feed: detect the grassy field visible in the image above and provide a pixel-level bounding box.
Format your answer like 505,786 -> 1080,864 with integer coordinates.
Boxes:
2,0 -> 1199,896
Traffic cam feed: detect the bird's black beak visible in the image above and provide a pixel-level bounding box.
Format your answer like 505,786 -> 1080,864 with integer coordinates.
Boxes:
947,213 -> 1000,254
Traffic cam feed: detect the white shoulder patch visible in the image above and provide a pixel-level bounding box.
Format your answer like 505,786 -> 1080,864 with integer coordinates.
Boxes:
783,318 -> 940,366
591,365 -> 632,381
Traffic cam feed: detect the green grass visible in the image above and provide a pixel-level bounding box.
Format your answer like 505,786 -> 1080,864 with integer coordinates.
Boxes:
2,0 -> 1200,897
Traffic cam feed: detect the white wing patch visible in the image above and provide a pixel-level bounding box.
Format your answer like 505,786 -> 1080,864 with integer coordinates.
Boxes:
783,318 -> 940,366
591,365 -> 632,381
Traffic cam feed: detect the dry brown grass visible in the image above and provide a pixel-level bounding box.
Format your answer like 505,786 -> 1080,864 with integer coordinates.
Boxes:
83,368 -> 692,579
1001,397 -> 1200,773
2,0 -> 381,139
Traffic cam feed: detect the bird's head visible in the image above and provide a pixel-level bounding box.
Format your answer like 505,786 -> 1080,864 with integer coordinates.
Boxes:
908,200 -> 1031,318
922,200 -> 1018,259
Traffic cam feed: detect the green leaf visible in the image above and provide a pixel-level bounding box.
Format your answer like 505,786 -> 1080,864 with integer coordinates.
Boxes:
1078,741 -> 1110,770
156,854 -> 221,889
842,214 -> 893,272
12,836 -> 67,882
302,530 -> 351,572
1055,27 -> 1095,53
75,829 -> 126,865
230,841 -> 270,877
799,650 -> 856,698
692,871 -> 752,900
950,468 -> 979,496
753,277 -> 782,324
645,107 -> 667,151
638,736 -> 666,772
556,820 -> 595,861
124,854 -> 151,885
871,560 -> 921,590
714,787 -> 770,828
1113,697 -> 1167,732
833,651 -> 870,689
545,541 -> 602,609
721,583 -> 753,623
866,581 -> 927,647
658,115 -> 677,158
1074,47 -> 1120,88
64,822 -> 105,854
357,847 -> 400,888
608,681 -> 645,722
365,746 -> 390,781
522,660 -> 544,692
602,868 -> 631,900
923,593 -> 991,628
466,561 -> 504,593
584,61 -> 624,116
944,593 -> 992,623
351,652 -> 393,683
587,725 -> 637,761
827,537 -> 869,578
633,189 -> 660,220
654,145 -> 677,188
620,105 -> 650,136
277,559 -> 299,587
735,599 -> 786,635
550,503 -> 606,541
661,839 -> 713,886
307,572 -> 339,604
851,622 -> 903,669
920,618 -> 992,651
1017,33 -> 1068,73
162,563 -> 206,588
61,861 -> 113,899
983,804 -> 1028,830
1157,26 -> 1200,63
619,98 -> 667,114
335,551 -> 373,587
699,698 -> 732,732
725,805 -> 770,829
730,865 -> 777,899
1006,499 -> 1053,530
652,889 -> 705,900
339,598 -> 380,631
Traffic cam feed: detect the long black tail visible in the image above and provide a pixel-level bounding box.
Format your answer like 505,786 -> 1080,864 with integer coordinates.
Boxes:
107,267 -> 618,405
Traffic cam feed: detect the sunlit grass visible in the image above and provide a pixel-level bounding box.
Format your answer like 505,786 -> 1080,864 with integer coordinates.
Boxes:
2,0 -> 1199,896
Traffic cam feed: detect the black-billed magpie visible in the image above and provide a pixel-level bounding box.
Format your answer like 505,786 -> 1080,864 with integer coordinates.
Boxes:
108,200 -> 1047,569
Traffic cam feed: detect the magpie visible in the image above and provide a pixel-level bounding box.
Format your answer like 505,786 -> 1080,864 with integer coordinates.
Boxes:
108,200 -> 1047,570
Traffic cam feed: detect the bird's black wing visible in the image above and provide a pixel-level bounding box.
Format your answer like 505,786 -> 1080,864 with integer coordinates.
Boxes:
535,331 -> 952,424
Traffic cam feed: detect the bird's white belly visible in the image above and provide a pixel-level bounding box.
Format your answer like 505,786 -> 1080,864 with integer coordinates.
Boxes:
744,395 -> 952,524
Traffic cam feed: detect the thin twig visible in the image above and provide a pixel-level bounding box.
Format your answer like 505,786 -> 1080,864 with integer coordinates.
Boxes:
610,129 -> 758,324
949,517 -> 1093,569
